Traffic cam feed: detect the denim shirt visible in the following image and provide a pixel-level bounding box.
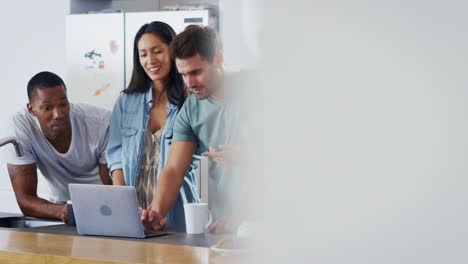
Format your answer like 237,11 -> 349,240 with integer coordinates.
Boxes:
106,87 -> 199,230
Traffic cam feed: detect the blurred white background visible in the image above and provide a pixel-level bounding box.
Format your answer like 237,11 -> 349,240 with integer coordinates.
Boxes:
257,0 -> 468,263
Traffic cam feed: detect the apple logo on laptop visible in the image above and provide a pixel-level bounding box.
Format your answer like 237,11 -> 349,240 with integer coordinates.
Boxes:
100,204 -> 112,216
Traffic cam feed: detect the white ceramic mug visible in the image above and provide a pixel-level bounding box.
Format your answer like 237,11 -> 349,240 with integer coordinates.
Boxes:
183,203 -> 213,234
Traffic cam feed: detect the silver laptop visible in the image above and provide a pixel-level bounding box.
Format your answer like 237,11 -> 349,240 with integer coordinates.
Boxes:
68,184 -> 167,238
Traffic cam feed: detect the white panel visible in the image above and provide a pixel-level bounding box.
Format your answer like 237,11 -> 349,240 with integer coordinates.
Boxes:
66,13 -> 125,110
124,10 -> 209,87
192,155 -> 209,203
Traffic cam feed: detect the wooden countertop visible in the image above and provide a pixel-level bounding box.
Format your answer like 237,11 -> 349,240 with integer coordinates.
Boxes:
0,229 -> 246,263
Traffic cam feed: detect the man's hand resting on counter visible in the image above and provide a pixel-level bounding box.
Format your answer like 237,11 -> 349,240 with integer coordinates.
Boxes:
140,208 -> 167,231
58,204 -> 68,224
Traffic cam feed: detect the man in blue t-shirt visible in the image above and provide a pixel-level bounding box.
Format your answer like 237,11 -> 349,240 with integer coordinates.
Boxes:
142,25 -> 243,232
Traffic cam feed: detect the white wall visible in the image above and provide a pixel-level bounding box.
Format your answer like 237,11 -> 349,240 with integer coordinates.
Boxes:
0,0 -> 70,213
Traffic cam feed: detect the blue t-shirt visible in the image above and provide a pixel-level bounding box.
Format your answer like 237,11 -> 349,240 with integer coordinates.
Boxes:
173,90 -> 242,219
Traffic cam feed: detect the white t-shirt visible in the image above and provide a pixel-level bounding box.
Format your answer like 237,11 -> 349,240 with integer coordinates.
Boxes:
7,103 -> 110,203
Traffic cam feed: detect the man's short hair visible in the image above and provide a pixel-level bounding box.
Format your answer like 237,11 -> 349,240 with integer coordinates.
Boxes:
170,25 -> 221,63
27,71 -> 66,102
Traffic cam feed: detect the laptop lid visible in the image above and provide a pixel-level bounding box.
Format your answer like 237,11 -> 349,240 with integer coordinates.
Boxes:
69,184 -> 154,238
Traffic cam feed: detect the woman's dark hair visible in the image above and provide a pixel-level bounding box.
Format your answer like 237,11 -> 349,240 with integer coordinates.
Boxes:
125,21 -> 185,110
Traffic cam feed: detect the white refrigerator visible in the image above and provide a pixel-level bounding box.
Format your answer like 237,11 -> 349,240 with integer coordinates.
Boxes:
66,10 -> 210,110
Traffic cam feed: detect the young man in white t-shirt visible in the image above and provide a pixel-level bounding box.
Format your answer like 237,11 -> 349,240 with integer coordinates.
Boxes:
7,71 -> 111,223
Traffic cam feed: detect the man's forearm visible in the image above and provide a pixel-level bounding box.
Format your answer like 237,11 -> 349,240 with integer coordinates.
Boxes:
99,163 -> 113,185
151,167 -> 186,216
8,164 -> 68,222
111,169 -> 126,185
17,195 -> 67,221
150,141 -> 197,216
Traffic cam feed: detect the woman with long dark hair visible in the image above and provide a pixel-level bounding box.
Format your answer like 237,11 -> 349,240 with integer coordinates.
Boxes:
106,21 -> 198,230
